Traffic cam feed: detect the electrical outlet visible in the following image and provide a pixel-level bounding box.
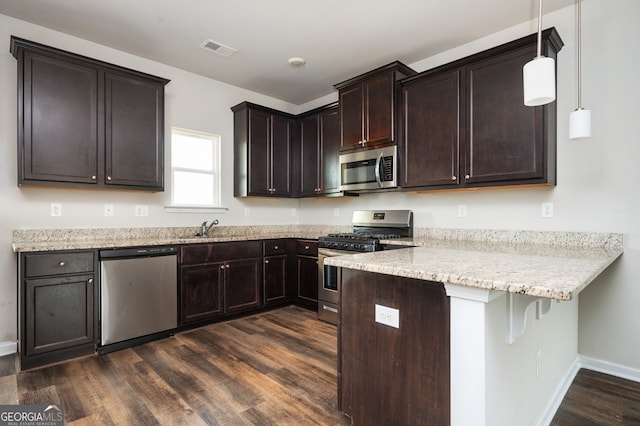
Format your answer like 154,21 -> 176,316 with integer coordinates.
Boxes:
458,204 -> 467,218
244,207 -> 251,218
334,208 -> 340,217
104,204 -> 114,217
291,208 -> 297,217
541,202 -> 554,218
375,304 -> 400,329
134,205 -> 148,217
50,203 -> 62,217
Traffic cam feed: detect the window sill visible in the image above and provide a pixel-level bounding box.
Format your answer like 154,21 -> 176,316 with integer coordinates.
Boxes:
165,205 -> 229,214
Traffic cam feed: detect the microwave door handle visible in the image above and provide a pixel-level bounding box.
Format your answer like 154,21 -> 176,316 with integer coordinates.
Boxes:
375,152 -> 383,187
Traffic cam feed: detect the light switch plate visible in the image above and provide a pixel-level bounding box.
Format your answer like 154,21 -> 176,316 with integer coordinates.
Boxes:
375,304 -> 399,329
50,203 -> 62,217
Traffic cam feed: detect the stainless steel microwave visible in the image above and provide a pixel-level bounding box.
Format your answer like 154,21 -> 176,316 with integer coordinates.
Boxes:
339,145 -> 397,192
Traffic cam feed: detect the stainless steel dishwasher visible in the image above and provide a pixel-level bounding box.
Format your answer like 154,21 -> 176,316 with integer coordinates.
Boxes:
98,246 -> 178,354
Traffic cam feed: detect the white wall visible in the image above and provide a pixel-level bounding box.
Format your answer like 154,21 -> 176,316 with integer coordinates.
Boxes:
1,0 -> 639,377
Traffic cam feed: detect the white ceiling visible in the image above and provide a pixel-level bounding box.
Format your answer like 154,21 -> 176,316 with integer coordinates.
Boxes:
0,0 -> 574,105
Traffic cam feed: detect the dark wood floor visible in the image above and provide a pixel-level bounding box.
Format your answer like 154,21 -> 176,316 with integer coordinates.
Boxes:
1,306 -> 639,425
551,368 -> 640,425
0,306 -> 350,425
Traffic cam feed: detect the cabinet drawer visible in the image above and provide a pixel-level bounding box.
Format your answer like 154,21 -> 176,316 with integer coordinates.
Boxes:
181,241 -> 262,265
24,251 -> 95,278
297,240 -> 318,256
264,239 -> 288,256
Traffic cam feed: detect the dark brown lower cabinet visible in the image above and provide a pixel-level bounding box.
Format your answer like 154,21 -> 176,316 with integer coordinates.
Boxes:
295,240 -> 318,310
263,239 -> 290,306
179,241 -> 262,325
19,250 -> 97,370
339,269 -> 450,425
180,263 -> 223,324
224,258 -> 262,314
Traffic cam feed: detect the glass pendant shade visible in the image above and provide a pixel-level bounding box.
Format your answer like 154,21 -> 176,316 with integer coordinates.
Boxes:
523,56 -> 556,106
569,108 -> 591,139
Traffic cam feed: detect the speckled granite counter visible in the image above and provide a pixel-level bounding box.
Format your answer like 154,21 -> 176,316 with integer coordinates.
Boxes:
13,226 -> 623,300
325,229 -> 623,301
11,224 -> 351,252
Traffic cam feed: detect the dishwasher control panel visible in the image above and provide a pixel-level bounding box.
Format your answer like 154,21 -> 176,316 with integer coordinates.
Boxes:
99,245 -> 178,259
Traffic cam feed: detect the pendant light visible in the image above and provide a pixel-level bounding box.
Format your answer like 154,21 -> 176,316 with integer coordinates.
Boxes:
569,0 -> 591,139
523,0 -> 556,106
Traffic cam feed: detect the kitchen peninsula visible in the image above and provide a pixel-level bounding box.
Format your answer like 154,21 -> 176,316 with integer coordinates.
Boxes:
326,229 -> 623,426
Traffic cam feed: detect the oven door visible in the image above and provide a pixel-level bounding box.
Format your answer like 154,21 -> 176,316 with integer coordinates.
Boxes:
317,248 -> 350,325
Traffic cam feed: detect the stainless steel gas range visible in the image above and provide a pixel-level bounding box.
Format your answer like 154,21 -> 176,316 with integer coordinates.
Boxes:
317,210 -> 413,324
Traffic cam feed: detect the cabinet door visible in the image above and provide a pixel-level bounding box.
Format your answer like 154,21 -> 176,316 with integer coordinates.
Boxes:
225,258 -> 262,314
180,263 -> 223,325
299,114 -> 320,196
364,72 -> 395,147
247,108 -> 272,195
319,107 -> 341,194
297,255 -> 318,305
25,274 -> 95,356
271,114 -> 293,196
104,72 -> 165,190
401,69 -> 461,188
264,255 -> 287,305
339,84 -> 364,150
21,51 -> 99,185
464,45 -> 546,184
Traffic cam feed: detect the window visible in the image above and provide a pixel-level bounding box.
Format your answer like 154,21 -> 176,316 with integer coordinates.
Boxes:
170,127 -> 221,208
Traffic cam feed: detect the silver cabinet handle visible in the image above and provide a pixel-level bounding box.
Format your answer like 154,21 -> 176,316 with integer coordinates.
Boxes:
322,304 -> 338,313
88,278 -> 93,284
274,245 -> 278,250
107,176 -> 112,181
58,261 -> 65,266
452,176 -> 457,181
91,175 -> 97,180
465,174 -> 470,179
265,260 -> 270,264
220,265 -> 225,270
304,245 -> 309,250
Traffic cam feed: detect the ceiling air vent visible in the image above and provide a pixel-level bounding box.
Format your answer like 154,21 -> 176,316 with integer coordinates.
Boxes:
199,39 -> 237,58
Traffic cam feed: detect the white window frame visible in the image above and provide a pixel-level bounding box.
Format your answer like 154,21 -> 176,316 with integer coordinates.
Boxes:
166,127 -> 226,213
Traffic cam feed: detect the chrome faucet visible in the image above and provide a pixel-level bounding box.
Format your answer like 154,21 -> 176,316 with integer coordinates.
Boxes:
196,219 -> 219,237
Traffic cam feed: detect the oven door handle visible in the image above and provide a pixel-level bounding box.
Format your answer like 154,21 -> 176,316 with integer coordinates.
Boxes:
374,151 -> 383,187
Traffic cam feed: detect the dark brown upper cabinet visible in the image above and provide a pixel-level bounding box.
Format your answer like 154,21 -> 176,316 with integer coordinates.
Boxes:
400,28 -> 563,191
334,61 -> 416,152
10,36 -> 169,191
232,102 -> 296,197
297,103 -> 341,197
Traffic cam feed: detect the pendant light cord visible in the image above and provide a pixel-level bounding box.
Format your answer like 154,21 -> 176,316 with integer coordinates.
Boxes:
536,0 -> 543,58
576,0 -> 582,108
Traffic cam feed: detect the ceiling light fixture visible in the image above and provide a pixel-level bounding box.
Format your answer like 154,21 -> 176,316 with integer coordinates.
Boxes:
569,0 -> 591,139
523,0 -> 556,106
288,57 -> 306,68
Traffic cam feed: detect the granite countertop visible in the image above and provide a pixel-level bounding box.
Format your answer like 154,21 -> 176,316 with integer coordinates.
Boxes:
325,231 -> 623,301
11,225 -> 350,253
13,225 -> 623,301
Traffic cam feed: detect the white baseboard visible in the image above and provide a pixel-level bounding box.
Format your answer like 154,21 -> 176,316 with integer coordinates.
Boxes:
536,356 -> 581,426
0,340 -> 17,357
579,355 -> 640,383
